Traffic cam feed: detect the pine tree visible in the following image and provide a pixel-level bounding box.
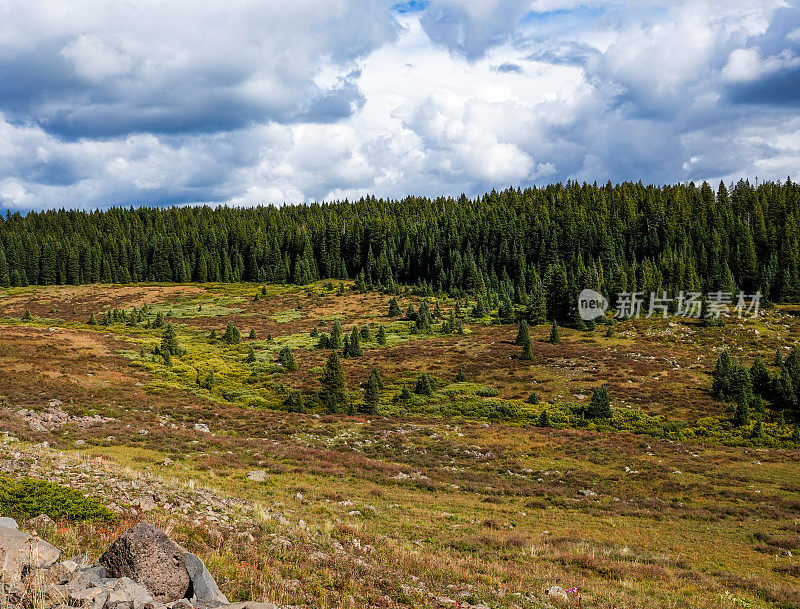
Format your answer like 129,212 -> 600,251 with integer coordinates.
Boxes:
347,326 -> 363,356
223,321 -> 241,344
414,373 -> 435,396
330,320 -> 343,349
527,391 -> 539,404
733,400 -> 750,427
360,325 -> 373,342
538,408 -> 550,427
549,320 -> 560,344
415,301 -> 432,332
587,386 -> 612,419
712,351 -> 732,399
161,323 -> 179,355
750,356 -> 771,397
88,312 -> 98,326
455,367 -> 466,382
528,278 -> 547,324
520,339 -> 533,361
248,328 -> 257,340
284,391 -> 306,413
362,368 -> 382,414
320,350 -> 346,412
278,345 -> 298,371
775,365 -> 797,410
388,297 -> 401,317
245,346 -> 256,363
775,348 -> 785,367
376,325 -> 387,346
21,309 -> 32,321
515,320 -> 529,346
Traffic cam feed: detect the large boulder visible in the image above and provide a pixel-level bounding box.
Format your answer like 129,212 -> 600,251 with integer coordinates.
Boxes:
99,522 -> 190,603
0,524 -> 61,582
184,552 -> 229,607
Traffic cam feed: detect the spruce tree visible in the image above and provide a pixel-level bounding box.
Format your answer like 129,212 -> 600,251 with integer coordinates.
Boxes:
161,323 -> 179,355
455,367 -> 466,382
587,386 -> 612,419
388,297 -> 401,317
348,326 -> 363,356
320,350 -> 346,412
520,338 -> 533,361
284,391 -> 306,413
376,325 -> 387,346
414,373 -> 435,396
549,320 -> 560,344
362,369 -> 382,414
515,320 -> 529,346
21,309 -> 32,321
223,321 -> 241,344
712,351 -> 732,399
750,356 -> 771,397
527,391 -> 539,404
330,320 -> 342,349
733,400 -> 750,427
88,312 -> 98,326
245,346 -> 256,363
528,279 -> 547,324
278,345 -> 298,370
249,328 -> 257,340
360,325 -> 373,342
538,409 -> 551,427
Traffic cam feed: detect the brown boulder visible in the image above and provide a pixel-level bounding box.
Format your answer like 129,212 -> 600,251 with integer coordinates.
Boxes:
99,522 -> 190,603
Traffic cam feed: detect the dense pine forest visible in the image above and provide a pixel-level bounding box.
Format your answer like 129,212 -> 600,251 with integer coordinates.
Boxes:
1,179 -> 799,318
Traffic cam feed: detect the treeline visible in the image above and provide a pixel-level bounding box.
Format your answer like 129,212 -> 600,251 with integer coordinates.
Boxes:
1,179 -> 799,319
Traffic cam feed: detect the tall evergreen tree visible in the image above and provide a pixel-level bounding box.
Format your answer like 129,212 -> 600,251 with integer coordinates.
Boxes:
320,350 -> 346,412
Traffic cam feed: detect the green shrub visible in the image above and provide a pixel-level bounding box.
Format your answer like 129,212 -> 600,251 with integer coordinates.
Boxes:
0,476 -> 117,523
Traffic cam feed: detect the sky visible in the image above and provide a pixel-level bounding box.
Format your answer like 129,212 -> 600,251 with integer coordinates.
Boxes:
0,0 -> 798,211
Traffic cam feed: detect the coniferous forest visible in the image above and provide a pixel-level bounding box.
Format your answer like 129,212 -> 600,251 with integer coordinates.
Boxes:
1,179 -> 798,318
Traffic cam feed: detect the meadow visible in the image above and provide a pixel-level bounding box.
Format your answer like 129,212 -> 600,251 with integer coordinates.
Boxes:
1,281 -> 799,609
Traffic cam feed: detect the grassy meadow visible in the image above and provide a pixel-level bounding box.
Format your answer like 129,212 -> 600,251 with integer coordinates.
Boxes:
0,281 -> 799,608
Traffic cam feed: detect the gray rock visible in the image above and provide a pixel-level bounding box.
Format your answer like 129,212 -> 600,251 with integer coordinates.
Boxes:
0,516 -> 19,530
544,585 -> 568,600
99,523 -> 190,604
0,525 -> 61,582
28,513 -> 55,527
103,576 -> 154,609
577,489 -> 597,497
226,603 -> 281,609
245,470 -> 269,482
46,559 -> 80,584
184,552 -> 229,607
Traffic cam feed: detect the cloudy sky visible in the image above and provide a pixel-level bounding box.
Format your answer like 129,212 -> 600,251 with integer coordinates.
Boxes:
0,0 -> 798,211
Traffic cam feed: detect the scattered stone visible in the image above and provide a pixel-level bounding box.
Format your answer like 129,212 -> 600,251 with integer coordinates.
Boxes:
99,522 -> 191,603
544,585 -> 568,600
245,470 -> 269,482
577,489 -> 597,497
0,516 -> 19,529
193,423 -> 211,434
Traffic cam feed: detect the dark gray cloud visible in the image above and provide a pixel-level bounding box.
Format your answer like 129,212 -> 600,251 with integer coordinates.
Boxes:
724,6 -> 800,106
0,2 -> 399,140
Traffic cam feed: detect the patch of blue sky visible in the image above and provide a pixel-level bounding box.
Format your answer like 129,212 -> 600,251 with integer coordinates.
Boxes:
392,1 -> 428,14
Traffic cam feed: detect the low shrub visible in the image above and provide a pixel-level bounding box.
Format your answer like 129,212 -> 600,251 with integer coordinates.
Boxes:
0,476 -> 117,523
